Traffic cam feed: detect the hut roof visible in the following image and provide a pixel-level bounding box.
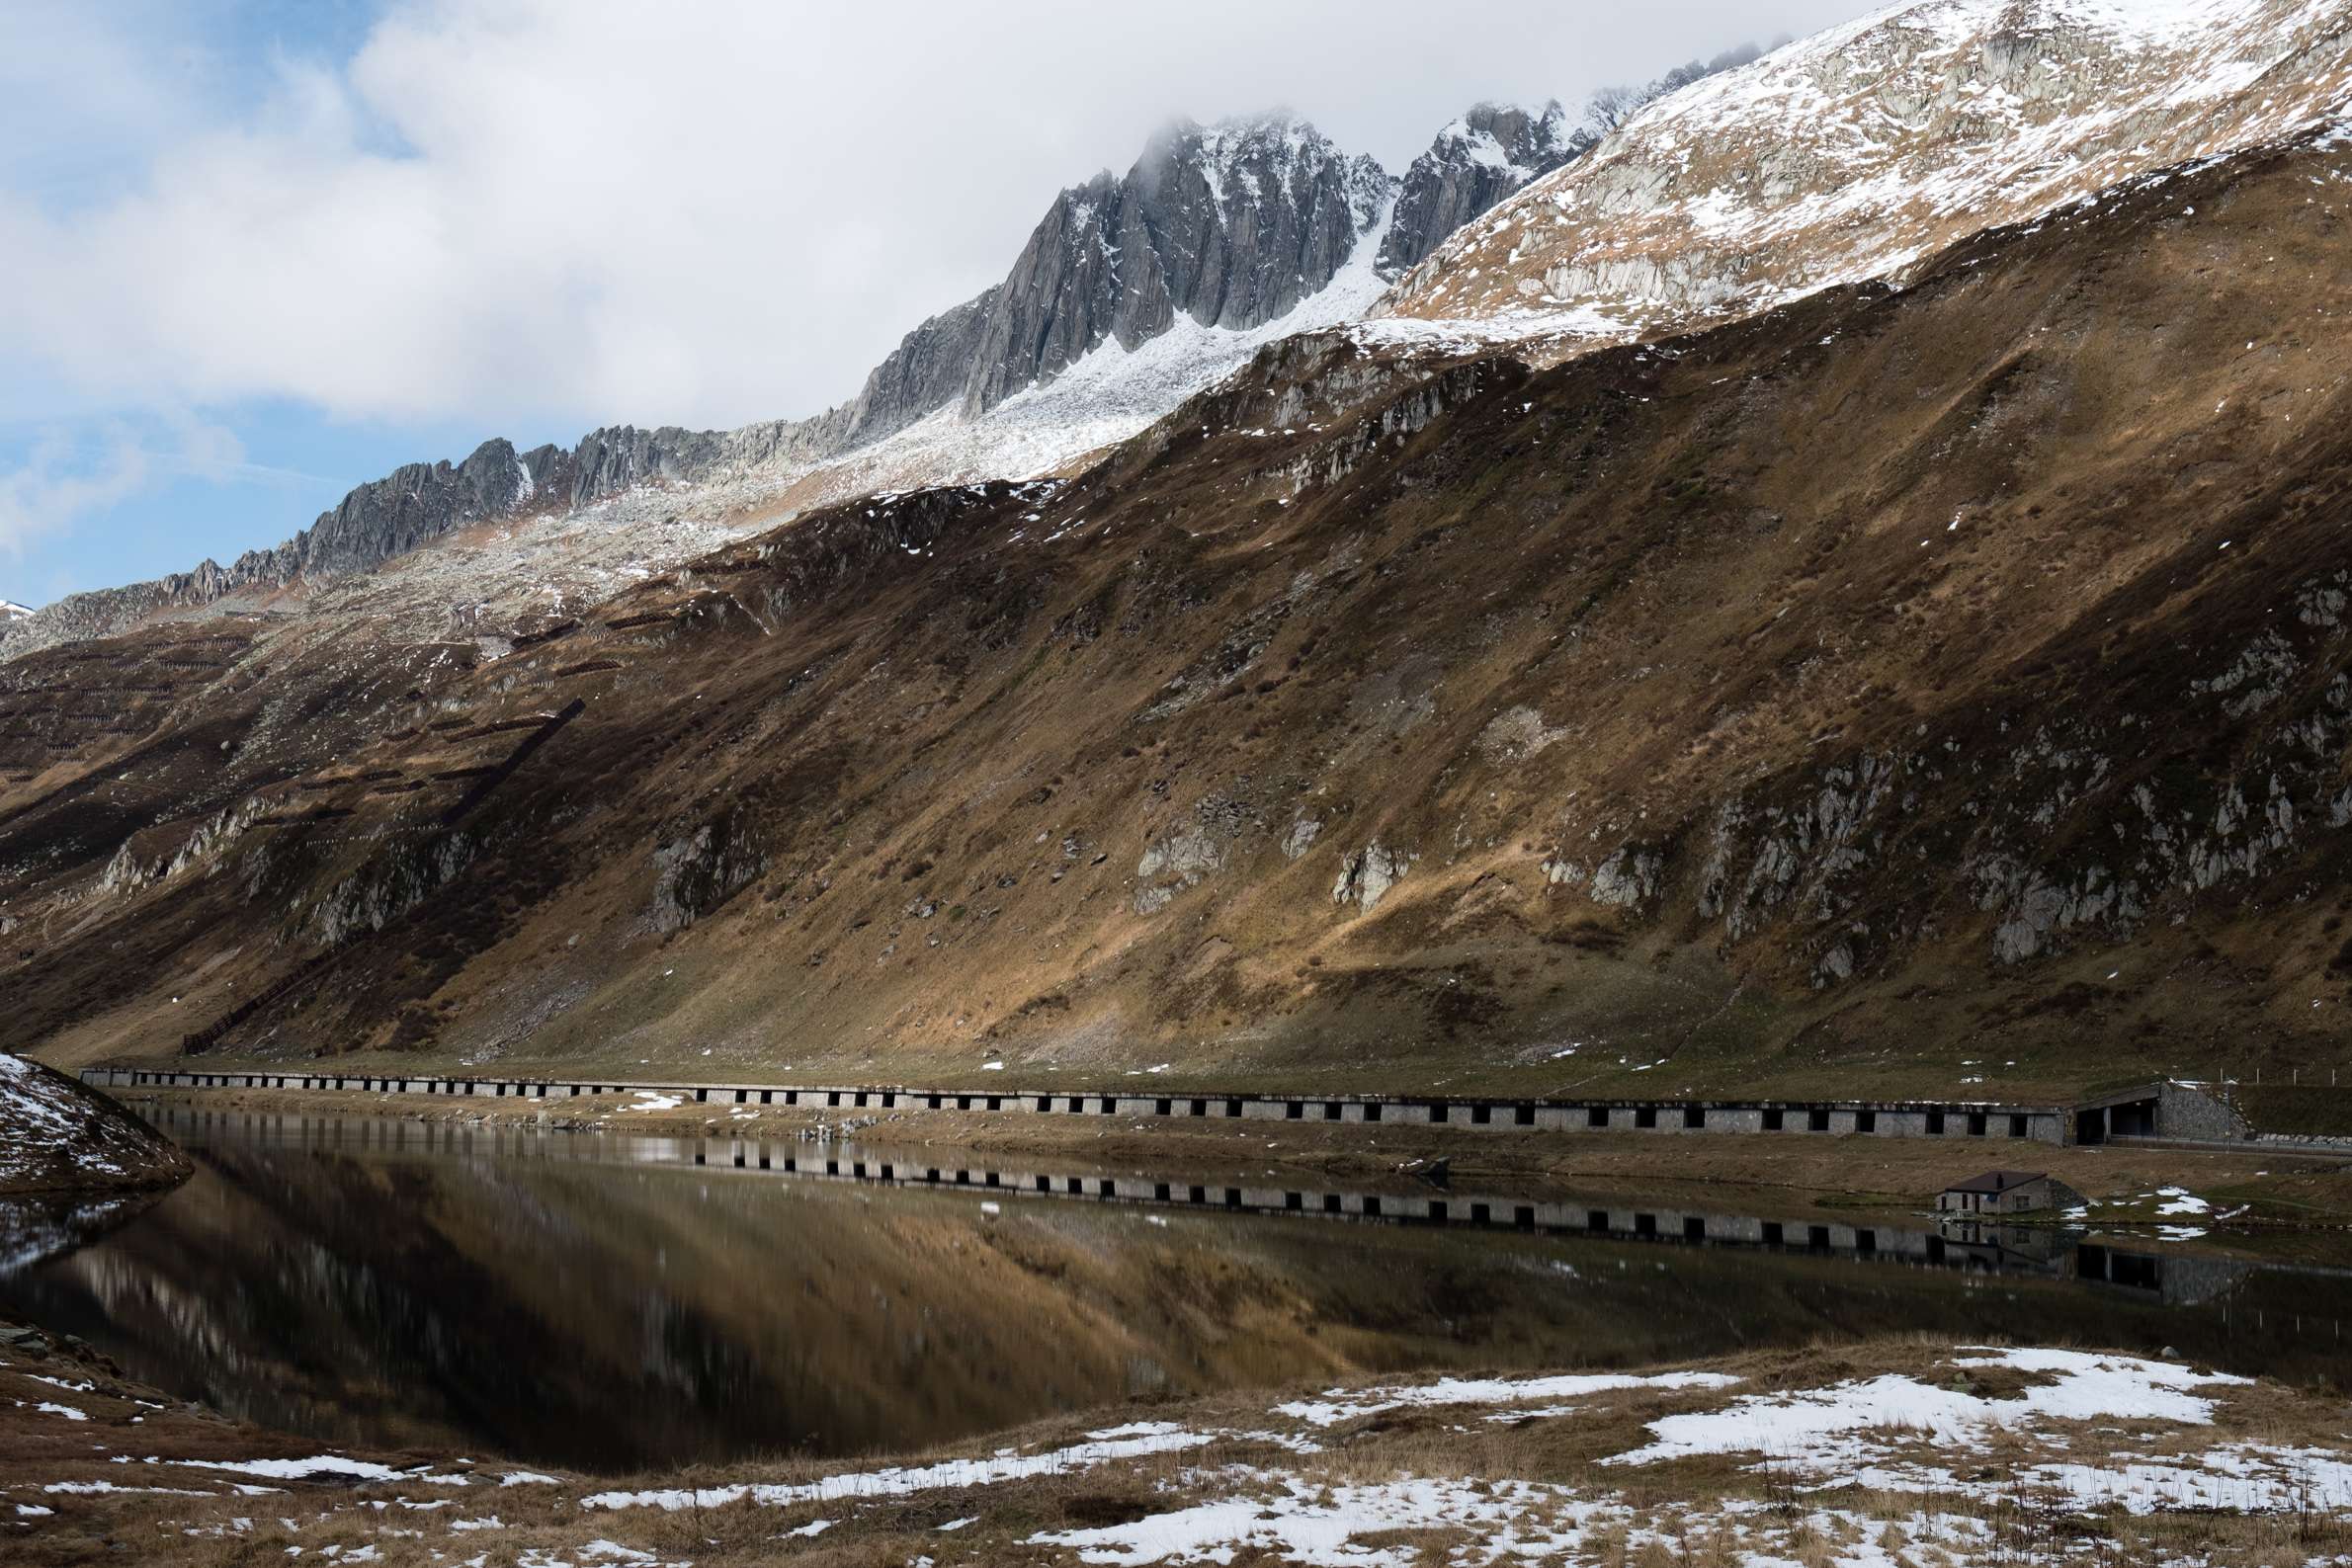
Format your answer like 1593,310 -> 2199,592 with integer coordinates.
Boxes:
1944,1170 -> 2047,1195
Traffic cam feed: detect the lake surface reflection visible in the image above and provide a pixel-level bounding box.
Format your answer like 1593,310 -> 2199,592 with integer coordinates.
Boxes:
2,1107 -> 2345,1473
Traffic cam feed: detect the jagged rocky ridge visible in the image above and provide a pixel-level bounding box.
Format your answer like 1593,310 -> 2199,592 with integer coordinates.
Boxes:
0,96 -> 1624,660
2,441 -> 561,655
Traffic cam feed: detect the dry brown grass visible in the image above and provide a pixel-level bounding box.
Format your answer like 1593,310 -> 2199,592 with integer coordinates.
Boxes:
7,1323 -> 2348,1564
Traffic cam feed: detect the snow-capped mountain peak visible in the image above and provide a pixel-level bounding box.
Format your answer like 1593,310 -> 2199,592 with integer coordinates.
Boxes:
1145,109 -> 1376,206
1380,0 -> 2352,346
1378,102 -> 1590,277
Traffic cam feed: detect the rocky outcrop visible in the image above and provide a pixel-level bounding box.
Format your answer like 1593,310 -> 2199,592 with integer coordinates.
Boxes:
1134,822 -> 1230,915
311,833 -> 477,948
561,420 -> 834,509
296,439 -> 548,577
1332,843 -> 1411,914
1378,103 -> 1587,278
649,815 -> 765,934
962,114 -> 1390,413
833,287 -> 1003,446
1588,848 -> 1663,909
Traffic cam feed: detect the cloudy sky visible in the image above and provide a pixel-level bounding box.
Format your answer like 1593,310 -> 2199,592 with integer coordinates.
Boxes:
1,0 -> 1876,606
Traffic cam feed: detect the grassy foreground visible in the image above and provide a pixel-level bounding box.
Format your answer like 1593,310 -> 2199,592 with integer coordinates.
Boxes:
5,1319 -> 2347,1568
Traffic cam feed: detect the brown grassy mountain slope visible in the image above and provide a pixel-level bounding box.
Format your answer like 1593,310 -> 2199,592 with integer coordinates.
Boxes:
7,127 -> 2352,1102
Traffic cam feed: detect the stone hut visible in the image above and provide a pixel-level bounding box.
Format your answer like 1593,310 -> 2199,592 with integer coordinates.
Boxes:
1937,1170 -> 2085,1216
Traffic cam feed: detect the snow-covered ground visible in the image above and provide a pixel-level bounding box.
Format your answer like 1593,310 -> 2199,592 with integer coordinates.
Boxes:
581,1422 -> 1211,1513
1604,1347 -> 2242,1469
13,1342 -> 2348,1565
1016,1349 -> 2352,1565
0,1055 -> 188,1209
572,1347 -> 2352,1532
290,471 -> 789,645
1274,1368 -> 1739,1430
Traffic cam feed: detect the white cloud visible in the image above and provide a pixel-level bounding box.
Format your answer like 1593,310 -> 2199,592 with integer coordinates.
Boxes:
0,413 -> 251,559
0,0 -> 1872,437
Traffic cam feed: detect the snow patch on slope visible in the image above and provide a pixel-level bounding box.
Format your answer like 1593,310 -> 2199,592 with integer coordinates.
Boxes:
1604,1347 -> 2246,1470
1031,1476 -> 1606,1567
581,1423 -> 1210,1513
1276,1369 -> 1740,1429
0,1055 -> 130,1190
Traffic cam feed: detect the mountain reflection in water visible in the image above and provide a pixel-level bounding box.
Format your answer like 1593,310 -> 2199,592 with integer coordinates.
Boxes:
1,1109 -> 2344,1473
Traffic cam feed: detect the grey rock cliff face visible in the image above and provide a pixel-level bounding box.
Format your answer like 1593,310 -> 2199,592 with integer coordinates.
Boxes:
961,115 -> 1391,413
297,438 -> 539,575
663,113 -> 1397,465
194,436 -> 543,592
839,286 -> 1002,445
560,115 -> 1398,482
1378,103 -> 1588,277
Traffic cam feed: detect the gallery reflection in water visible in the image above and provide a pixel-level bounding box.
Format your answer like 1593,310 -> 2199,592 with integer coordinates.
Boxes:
0,1109 -> 2342,1474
